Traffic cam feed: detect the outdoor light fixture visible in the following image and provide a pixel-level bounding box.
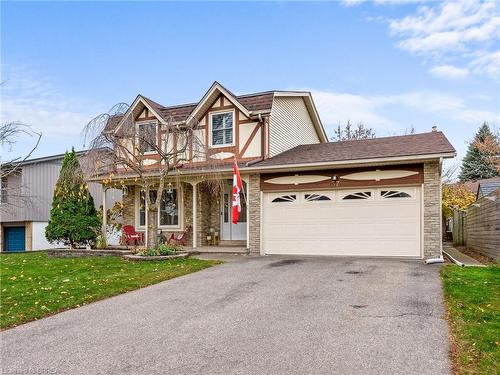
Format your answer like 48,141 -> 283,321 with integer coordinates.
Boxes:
121,186 -> 128,196
332,175 -> 337,182
167,182 -> 173,194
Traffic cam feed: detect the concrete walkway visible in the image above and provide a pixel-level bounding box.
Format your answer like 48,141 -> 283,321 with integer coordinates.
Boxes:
1,256 -> 450,375
442,243 -> 484,267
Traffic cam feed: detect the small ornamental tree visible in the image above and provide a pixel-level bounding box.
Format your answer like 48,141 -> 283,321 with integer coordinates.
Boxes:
459,122 -> 499,181
45,149 -> 100,248
442,184 -> 476,218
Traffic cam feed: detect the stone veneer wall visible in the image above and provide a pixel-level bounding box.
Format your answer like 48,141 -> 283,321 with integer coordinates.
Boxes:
248,174 -> 261,253
182,183 -> 193,247
122,185 -> 136,227
423,160 -> 442,259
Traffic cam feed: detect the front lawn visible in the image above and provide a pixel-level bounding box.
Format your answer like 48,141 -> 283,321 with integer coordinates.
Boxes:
441,265 -> 499,375
0,252 -> 221,329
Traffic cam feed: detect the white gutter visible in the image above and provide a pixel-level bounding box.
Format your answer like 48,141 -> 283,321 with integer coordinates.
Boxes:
89,153 -> 456,182
243,152 -> 457,173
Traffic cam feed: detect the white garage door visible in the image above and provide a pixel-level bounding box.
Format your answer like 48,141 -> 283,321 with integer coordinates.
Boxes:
262,186 -> 421,257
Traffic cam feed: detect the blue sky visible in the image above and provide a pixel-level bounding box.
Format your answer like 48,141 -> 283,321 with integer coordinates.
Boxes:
1,1 -> 499,167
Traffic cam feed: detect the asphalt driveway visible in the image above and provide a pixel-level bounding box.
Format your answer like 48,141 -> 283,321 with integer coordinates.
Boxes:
1,256 -> 450,375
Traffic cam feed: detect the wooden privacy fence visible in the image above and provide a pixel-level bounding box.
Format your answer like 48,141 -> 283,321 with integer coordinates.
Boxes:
453,188 -> 500,260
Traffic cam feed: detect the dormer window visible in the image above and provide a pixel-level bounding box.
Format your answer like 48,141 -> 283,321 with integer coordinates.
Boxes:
210,111 -> 234,147
138,122 -> 157,153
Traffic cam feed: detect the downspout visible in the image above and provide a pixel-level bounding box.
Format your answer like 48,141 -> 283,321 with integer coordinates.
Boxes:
245,114 -> 265,168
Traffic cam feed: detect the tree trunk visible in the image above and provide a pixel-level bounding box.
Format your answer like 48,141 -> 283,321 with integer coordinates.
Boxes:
146,207 -> 158,248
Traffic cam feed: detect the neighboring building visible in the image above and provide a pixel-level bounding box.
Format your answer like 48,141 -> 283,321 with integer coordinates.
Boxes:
463,176 -> 500,200
98,82 -> 456,260
475,177 -> 500,200
0,151 -> 121,252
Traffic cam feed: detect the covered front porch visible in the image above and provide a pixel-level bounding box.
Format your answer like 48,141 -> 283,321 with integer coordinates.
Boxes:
101,174 -> 260,252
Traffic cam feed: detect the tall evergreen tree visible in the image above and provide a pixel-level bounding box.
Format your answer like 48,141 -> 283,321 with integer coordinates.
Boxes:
459,122 -> 499,182
46,149 -> 100,248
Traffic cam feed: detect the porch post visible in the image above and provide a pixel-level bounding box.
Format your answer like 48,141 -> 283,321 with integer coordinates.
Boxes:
101,185 -> 107,242
191,181 -> 198,248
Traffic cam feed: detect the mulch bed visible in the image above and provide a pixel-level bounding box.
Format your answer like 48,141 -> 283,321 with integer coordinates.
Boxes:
456,247 -> 495,265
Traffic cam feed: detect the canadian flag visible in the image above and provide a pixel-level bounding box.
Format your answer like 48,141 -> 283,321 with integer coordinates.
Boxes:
231,160 -> 243,224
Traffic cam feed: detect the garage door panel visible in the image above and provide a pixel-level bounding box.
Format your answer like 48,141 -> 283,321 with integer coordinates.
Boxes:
263,187 -> 421,257
265,239 -> 419,257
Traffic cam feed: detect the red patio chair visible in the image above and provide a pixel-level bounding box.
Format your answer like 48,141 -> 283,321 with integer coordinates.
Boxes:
122,225 -> 144,246
167,226 -> 192,246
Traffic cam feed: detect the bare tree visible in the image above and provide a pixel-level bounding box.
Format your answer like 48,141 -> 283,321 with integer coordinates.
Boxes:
83,103 -> 211,248
332,120 -> 375,142
442,160 -> 460,184
0,121 -> 42,210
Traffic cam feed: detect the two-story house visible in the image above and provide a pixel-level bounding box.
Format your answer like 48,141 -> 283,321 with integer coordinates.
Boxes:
100,82 -> 456,260
0,151 -> 121,252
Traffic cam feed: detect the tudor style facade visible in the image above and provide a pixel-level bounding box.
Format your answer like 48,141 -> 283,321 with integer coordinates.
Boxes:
100,82 -> 455,260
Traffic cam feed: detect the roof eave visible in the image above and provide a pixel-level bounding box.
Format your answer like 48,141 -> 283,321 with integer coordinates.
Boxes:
244,152 -> 457,173
89,152 -> 456,182
187,82 -> 251,126
114,95 -> 168,133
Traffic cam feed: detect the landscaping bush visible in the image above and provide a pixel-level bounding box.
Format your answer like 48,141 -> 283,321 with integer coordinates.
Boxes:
139,243 -> 182,257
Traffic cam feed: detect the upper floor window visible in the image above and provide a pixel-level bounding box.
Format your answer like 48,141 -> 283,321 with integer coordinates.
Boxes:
210,111 -> 233,147
138,122 -> 157,153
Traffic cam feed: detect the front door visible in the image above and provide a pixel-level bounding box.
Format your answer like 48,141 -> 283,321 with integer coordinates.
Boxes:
221,181 -> 247,241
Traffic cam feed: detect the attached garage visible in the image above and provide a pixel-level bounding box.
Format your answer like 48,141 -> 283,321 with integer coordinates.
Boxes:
262,186 -> 422,258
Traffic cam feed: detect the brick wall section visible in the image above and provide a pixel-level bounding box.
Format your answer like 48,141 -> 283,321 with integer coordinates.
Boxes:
248,174 -> 261,253
464,189 -> 499,260
209,191 -> 220,237
122,185 -> 135,227
423,161 -> 441,259
196,185 -> 210,246
183,183 -> 193,247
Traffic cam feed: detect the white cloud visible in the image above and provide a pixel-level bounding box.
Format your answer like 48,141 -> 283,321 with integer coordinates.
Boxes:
470,50 -> 500,79
342,0 -> 425,7
341,0 -> 367,6
1,66 -> 99,138
387,0 -> 500,79
309,90 -> 395,129
0,65 -> 105,161
310,88 -> 500,136
430,64 -> 469,79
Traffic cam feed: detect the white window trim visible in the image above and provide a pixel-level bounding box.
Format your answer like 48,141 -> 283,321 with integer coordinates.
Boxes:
209,109 -> 235,148
135,185 -> 184,231
137,120 -> 158,155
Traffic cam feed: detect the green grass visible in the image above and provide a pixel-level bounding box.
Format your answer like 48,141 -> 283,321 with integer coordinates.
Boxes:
0,252 -> 221,329
441,265 -> 500,375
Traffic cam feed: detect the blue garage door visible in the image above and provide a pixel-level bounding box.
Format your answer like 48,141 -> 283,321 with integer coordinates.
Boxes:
4,226 -> 26,252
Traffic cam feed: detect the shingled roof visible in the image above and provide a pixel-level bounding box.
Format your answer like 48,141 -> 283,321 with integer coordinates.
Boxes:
105,91 -> 275,132
254,131 -> 456,168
